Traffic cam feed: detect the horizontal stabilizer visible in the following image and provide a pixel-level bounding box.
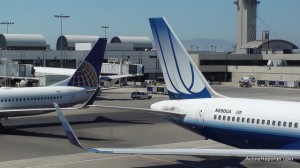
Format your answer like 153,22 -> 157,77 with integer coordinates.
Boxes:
82,87 -> 101,107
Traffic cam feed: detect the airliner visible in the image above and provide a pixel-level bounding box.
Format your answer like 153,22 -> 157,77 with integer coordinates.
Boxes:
0,38 -> 107,127
55,18 -> 300,159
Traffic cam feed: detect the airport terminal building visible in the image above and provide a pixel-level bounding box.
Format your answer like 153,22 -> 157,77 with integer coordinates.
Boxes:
1,33 -> 300,85
1,0 -> 300,86
0,34 -> 158,80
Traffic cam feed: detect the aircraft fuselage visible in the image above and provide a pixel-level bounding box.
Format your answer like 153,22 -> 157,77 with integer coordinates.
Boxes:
151,98 -> 300,149
0,86 -> 90,117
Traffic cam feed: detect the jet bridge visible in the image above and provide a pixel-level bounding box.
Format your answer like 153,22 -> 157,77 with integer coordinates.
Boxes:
0,58 -> 143,87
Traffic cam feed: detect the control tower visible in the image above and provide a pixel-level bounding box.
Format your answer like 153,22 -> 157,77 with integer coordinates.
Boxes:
234,0 -> 260,54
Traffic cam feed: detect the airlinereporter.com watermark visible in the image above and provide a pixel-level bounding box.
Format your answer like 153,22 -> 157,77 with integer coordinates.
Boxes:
246,157 -> 294,162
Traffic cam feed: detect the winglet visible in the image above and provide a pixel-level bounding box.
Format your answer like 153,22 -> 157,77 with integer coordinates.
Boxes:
54,103 -> 85,149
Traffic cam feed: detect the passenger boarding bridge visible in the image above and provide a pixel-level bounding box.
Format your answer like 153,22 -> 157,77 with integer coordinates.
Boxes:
0,58 -> 143,87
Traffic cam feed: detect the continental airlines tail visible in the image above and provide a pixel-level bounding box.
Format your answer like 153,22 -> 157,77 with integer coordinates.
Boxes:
149,18 -> 223,99
52,38 -> 107,89
0,38 -> 106,127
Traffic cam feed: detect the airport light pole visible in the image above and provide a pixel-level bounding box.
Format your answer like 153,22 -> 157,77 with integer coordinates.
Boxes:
190,45 -> 193,51
101,25 -> 109,38
54,14 -> 70,67
1,21 -> 14,34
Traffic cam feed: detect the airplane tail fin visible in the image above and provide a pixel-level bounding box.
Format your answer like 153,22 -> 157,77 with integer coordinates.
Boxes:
52,38 -> 107,89
149,17 -> 224,99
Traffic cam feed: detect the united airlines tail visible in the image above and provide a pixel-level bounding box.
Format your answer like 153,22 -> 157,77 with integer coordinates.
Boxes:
52,38 -> 107,89
149,17 -> 223,99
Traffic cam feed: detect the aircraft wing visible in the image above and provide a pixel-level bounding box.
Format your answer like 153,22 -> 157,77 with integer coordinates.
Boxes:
88,104 -> 185,116
55,103 -> 300,159
100,74 -> 141,81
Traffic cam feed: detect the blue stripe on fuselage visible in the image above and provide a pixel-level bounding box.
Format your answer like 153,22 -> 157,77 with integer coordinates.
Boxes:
178,117 -> 300,149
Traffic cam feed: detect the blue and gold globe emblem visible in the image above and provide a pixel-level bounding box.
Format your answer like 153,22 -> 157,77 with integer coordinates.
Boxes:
68,61 -> 98,87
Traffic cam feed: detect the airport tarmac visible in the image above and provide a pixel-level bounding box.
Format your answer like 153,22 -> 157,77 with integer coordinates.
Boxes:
1,85 -> 300,167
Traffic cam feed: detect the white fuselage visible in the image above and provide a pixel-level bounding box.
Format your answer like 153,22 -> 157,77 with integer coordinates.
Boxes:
0,86 -> 89,109
151,98 -> 300,149
0,86 -> 90,117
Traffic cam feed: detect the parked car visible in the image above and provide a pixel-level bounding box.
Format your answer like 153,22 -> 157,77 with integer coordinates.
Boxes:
131,91 -> 152,99
239,77 -> 255,87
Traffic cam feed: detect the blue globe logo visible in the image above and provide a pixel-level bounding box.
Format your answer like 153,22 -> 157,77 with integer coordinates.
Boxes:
68,61 -> 98,87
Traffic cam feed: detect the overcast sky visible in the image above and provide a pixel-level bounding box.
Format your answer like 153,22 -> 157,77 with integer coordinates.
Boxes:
0,0 -> 299,49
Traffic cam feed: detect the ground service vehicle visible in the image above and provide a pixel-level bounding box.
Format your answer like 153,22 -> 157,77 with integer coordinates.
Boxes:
239,77 -> 252,87
131,91 -> 152,99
